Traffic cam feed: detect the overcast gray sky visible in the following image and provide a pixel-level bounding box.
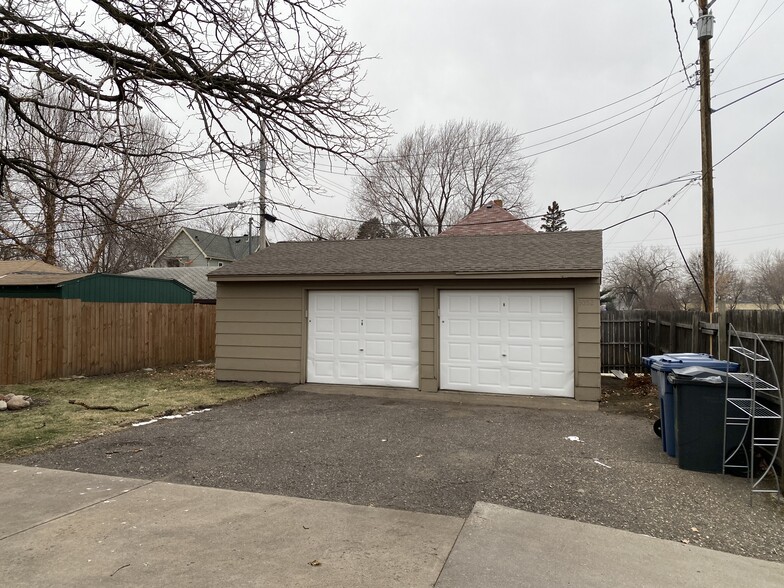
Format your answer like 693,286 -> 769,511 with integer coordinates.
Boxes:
206,0 -> 784,264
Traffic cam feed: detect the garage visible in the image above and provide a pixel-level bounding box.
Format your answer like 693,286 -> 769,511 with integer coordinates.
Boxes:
307,291 -> 419,387
209,228 -> 602,402
439,290 -> 574,397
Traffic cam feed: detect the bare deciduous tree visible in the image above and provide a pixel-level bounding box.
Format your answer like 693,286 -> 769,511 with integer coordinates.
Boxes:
604,245 -> 680,310
747,250 -> 784,310
0,0 -> 387,220
277,215 -> 356,241
677,250 -> 746,310
354,120 -> 533,236
0,87 -> 199,270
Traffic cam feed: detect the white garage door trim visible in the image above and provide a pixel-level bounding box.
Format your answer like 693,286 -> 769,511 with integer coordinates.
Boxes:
439,290 -> 574,397
307,291 -> 419,388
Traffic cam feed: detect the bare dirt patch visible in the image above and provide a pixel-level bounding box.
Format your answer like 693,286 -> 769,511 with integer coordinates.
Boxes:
599,374 -> 659,421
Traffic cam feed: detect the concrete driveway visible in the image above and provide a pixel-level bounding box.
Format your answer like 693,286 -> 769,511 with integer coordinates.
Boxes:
15,389 -> 784,563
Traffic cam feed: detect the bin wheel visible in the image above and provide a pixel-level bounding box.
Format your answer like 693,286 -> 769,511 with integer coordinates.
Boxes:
653,418 -> 662,438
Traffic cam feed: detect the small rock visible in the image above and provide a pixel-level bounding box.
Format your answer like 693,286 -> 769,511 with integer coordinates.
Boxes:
142,368 -> 154,373
0,400 -> 6,411
7,395 -> 31,410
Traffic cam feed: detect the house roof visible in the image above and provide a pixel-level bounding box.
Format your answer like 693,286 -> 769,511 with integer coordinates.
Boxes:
0,270 -> 88,286
179,227 -> 261,261
209,230 -> 602,280
438,200 -> 537,237
124,267 -> 216,301
0,260 -> 70,276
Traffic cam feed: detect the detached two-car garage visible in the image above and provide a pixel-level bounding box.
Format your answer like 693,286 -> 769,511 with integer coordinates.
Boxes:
210,231 -> 602,402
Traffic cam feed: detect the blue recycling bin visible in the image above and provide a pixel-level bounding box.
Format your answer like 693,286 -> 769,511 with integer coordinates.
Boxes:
643,353 -> 739,457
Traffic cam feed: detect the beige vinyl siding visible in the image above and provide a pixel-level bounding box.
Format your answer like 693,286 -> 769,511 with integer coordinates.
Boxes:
215,282 -> 304,382
214,277 -> 602,401
574,284 -> 601,400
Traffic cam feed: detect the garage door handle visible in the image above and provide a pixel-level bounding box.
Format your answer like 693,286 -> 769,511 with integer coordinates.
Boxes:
502,354 -> 507,357
359,348 -> 364,352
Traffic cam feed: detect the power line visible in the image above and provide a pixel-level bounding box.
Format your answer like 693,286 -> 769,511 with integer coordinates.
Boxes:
668,0 -> 692,85
602,207 -> 707,309
712,75 -> 784,112
714,108 -> 784,167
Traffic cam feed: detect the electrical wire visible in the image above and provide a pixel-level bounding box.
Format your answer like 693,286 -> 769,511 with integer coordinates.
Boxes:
668,0 -> 692,85
712,75 -> 784,112
602,207 -> 707,309
713,107 -> 784,167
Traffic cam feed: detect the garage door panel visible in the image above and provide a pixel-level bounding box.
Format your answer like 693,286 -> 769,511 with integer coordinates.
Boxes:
508,344 -> 532,362
539,320 -> 566,339
447,319 -> 471,337
448,342 -> 471,360
539,345 -> 565,364
539,295 -> 566,313
508,295 -> 533,313
308,291 -> 418,388
340,295 -> 360,312
338,339 -> 359,356
440,290 -> 574,397
364,340 -> 385,357
364,318 -> 386,335
391,318 -> 414,335
478,344 -> 501,361
477,320 -> 501,337
508,320 -> 532,338
478,296 -> 502,313
478,368 -> 502,386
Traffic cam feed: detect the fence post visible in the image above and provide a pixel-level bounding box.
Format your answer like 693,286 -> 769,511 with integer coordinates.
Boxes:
718,301 -> 727,360
655,313 -> 661,355
691,313 -> 700,352
668,313 -> 676,353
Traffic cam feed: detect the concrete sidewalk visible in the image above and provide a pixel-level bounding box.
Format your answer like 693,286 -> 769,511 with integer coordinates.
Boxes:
0,464 -> 461,587
3,464 -> 783,587
436,502 -> 784,588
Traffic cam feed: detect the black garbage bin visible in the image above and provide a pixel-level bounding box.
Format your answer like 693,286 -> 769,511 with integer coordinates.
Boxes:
668,367 -> 751,473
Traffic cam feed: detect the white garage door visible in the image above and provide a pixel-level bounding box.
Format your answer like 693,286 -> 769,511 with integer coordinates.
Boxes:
307,291 -> 419,388
440,290 -> 574,397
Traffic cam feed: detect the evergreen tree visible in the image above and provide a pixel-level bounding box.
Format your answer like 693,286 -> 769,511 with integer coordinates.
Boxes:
356,217 -> 390,239
540,201 -> 568,232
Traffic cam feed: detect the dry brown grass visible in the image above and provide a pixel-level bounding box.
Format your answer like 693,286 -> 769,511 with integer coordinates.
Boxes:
0,364 -> 278,458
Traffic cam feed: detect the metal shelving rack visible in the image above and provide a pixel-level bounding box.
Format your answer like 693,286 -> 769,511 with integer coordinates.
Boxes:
723,324 -> 782,504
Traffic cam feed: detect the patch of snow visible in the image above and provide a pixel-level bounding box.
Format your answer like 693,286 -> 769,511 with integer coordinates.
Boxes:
564,436 -> 583,443
132,407 -> 211,427
593,459 -> 612,469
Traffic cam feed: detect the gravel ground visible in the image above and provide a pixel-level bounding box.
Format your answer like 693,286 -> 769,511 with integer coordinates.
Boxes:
14,390 -> 784,563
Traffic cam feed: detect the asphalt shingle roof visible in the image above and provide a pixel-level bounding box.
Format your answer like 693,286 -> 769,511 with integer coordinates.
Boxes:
438,201 -> 537,236
124,267 -> 216,301
209,231 -> 602,279
0,260 -> 69,276
183,228 -> 260,261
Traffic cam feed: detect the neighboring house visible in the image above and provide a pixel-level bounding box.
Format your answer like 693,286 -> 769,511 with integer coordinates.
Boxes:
438,200 -> 537,236
123,267 -> 217,304
0,262 -> 194,303
209,230 -> 603,401
153,227 -> 261,268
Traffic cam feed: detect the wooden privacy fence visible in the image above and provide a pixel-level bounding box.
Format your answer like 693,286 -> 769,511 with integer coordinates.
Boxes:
601,309 -> 784,385
0,299 -> 216,385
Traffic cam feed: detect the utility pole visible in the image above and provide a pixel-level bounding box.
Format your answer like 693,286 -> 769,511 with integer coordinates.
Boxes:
697,0 -> 715,313
248,216 -> 253,256
258,126 -> 268,251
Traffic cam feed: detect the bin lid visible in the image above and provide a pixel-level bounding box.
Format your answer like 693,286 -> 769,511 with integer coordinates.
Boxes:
650,356 -> 739,374
667,366 -> 730,385
642,352 -> 713,368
